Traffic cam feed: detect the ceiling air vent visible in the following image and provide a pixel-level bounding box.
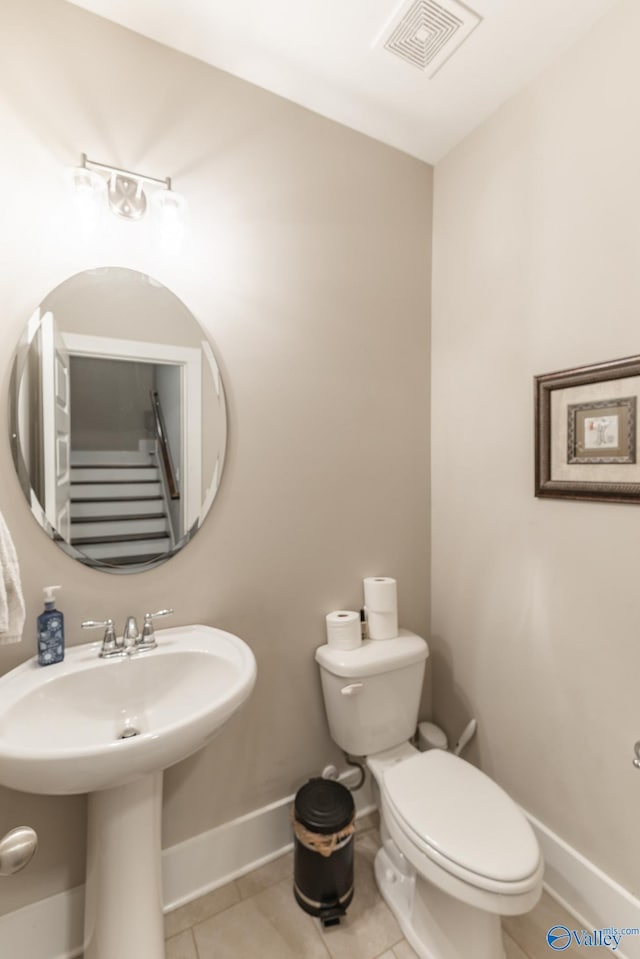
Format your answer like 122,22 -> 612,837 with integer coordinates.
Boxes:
379,0 -> 482,77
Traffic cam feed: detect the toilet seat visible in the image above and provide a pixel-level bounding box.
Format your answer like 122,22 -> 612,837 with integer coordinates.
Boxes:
382,750 -> 541,895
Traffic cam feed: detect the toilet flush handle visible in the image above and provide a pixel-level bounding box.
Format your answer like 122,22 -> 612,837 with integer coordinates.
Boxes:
341,683 -> 364,696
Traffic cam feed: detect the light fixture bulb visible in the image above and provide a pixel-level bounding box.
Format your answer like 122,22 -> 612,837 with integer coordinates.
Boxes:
67,166 -> 107,232
154,188 -> 186,218
154,188 -> 187,252
69,166 -> 105,194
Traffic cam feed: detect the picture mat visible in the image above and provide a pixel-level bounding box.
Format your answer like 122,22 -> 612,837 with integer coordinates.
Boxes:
550,374 -> 640,482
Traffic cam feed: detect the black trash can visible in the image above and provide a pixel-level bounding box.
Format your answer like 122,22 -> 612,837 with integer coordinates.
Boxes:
293,778 -> 355,927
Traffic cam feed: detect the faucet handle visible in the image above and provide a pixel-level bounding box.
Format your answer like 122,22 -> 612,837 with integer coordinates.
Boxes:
138,608 -> 174,649
82,618 -> 119,657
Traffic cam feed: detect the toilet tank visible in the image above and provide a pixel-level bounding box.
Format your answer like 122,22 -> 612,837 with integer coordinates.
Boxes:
315,630 -> 428,756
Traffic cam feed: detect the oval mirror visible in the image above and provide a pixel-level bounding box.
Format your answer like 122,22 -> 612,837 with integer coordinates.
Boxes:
10,268 -> 227,573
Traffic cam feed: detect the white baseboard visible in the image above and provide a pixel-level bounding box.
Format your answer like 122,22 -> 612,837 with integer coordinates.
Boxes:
526,809 -> 640,959
1,785 -> 637,959
0,885 -> 85,959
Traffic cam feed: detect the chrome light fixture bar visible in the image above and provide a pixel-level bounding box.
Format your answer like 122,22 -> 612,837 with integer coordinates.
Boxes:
70,153 -> 186,223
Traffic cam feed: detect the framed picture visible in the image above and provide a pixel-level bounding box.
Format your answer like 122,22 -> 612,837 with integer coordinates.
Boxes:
535,355 -> 640,503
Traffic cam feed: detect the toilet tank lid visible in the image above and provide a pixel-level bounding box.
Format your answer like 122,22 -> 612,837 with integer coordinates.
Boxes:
315,630 -> 428,678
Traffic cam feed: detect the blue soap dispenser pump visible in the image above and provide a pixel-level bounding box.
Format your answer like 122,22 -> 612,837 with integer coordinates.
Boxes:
37,585 -> 64,666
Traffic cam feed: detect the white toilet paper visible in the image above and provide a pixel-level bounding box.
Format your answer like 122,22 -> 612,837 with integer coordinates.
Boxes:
363,577 -> 398,640
367,611 -> 398,640
325,610 -> 362,650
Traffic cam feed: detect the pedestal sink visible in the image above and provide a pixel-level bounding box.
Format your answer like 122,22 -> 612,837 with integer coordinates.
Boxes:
0,624 -> 257,959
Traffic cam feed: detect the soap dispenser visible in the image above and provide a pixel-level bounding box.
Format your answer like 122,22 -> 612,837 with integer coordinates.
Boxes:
37,586 -> 64,666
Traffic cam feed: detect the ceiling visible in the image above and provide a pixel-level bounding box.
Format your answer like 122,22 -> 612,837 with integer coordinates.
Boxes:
66,0 -> 619,163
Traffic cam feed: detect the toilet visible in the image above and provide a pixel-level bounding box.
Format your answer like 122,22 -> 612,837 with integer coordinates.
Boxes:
315,630 -> 543,959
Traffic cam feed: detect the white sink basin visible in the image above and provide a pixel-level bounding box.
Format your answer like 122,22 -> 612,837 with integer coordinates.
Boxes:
0,624 -> 257,795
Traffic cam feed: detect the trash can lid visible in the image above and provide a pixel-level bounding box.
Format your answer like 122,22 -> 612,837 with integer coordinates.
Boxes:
294,778 -> 355,834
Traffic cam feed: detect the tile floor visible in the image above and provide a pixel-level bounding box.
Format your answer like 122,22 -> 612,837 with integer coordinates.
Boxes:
163,813 -> 588,959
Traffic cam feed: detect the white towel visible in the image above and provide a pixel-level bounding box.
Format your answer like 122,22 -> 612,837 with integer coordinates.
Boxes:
0,510 -> 25,645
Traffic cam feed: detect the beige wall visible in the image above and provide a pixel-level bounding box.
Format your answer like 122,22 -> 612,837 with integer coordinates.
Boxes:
0,0 -> 431,914
432,0 -> 640,896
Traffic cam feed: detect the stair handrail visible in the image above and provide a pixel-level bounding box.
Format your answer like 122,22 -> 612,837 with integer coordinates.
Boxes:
150,390 -> 180,501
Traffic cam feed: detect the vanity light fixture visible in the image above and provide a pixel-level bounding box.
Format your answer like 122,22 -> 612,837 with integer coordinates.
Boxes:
68,153 -> 186,242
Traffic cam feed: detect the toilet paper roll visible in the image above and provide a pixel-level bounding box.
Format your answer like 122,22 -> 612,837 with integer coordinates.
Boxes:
363,577 -> 398,640
366,610 -> 398,640
363,577 -> 397,612
325,611 -> 361,650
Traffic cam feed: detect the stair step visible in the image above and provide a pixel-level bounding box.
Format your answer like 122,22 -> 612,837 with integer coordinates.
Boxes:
71,466 -> 160,483
71,450 -> 154,466
71,482 -> 163,500
97,552 -> 169,567
78,537 -> 171,563
96,549 -> 169,567
71,518 -> 168,541
71,499 -> 164,519
73,530 -> 170,546
71,512 -> 166,525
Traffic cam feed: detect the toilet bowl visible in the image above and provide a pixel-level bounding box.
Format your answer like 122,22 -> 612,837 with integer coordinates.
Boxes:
315,632 -> 543,959
368,743 -> 542,959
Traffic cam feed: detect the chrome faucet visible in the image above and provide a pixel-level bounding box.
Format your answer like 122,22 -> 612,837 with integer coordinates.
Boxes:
82,609 -> 174,658
122,616 -> 140,649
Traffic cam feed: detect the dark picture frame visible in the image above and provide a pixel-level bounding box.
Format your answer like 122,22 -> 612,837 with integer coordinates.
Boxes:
535,355 -> 640,503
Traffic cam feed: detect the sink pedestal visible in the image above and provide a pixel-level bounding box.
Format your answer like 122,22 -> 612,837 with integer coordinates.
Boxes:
84,771 -> 164,959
